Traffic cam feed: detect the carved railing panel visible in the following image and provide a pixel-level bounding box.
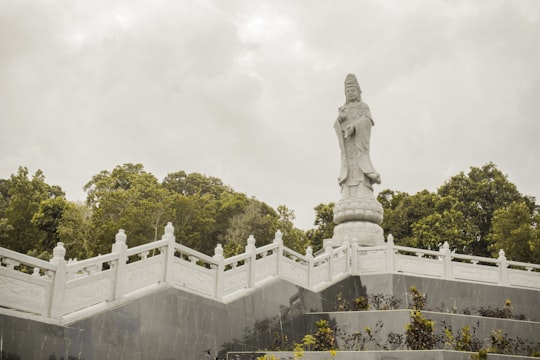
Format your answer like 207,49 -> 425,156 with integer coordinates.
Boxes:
0,267 -> 50,315
63,271 -> 114,314
253,253 -> 278,285
125,256 -> 165,294
355,248 -> 386,273
0,248 -> 56,316
1,225 -> 540,323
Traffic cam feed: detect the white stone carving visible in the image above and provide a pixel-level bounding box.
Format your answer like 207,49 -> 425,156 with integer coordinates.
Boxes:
64,277 -> 112,313
173,262 -> 214,296
1,224 -> 540,322
125,262 -> 163,293
224,269 -> 248,293
0,275 -> 47,313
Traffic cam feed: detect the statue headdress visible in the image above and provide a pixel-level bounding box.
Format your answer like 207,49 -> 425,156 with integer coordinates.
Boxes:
344,74 -> 361,92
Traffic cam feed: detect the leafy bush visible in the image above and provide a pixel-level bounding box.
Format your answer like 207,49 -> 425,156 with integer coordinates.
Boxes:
405,310 -> 438,350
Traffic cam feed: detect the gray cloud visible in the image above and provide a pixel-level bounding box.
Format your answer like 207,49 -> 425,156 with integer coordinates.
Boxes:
1,0 -> 539,230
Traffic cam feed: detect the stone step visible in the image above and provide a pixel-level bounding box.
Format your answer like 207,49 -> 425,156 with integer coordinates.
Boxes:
303,310 -> 540,352
227,350 -> 540,359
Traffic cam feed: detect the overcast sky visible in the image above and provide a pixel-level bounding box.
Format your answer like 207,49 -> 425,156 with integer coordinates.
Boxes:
1,0 -> 539,230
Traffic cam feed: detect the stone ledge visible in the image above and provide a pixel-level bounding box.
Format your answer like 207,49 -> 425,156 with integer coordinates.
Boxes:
227,350 -> 540,359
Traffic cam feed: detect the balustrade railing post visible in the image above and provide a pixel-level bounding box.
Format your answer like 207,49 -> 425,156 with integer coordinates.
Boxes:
440,241 -> 452,279
386,234 -> 395,273
213,244 -> 225,301
343,240 -> 350,274
273,230 -> 283,278
351,242 -> 359,274
305,246 -> 314,288
163,222 -> 176,285
325,242 -> 333,282
246,235 -> 256,289
498,249 -> 509,285
49,242 -> 67,319
112,229 -> 128,301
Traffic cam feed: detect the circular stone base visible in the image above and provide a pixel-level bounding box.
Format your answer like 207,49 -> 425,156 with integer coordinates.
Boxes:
332,221 -> 384,247
333,197 -> 383,225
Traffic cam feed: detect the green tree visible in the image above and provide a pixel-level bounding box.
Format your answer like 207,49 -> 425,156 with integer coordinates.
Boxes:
487,201 -> 540,263
437,162 -> 532,256
305,203 -> 335,253
84,163 -> 173,255
57,201 -> 94,260
170,192 -> 217,254
0,167 -> 64,254
378,190 -> 439,246
31,197 -> 69,254
275,205 -> 306,253
223,199 -> 278,255
162,171 -> 233,197
377,163 -> 538,257
163,171 -> 249,254
410,208 -> 479,252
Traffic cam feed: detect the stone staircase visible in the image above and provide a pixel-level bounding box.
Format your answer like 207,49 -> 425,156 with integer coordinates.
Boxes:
2,273 -> 539,359
228,274 -> 540,359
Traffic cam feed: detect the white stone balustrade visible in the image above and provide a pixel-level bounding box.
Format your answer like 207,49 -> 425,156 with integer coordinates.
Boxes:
0,224 -> 539,324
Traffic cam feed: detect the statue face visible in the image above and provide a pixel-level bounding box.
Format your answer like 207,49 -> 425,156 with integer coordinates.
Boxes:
345,86 -> 360,102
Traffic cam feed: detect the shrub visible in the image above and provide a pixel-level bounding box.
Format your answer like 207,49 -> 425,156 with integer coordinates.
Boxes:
408,286 -> 426,310
405,310 -> 438,350
313,319 -> 336,351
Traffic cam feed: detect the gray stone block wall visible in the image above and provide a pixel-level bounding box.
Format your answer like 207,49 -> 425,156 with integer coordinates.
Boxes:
1,274 -> 538,360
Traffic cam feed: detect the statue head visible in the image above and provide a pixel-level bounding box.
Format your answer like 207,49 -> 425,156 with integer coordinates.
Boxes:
344,74 -> 361,103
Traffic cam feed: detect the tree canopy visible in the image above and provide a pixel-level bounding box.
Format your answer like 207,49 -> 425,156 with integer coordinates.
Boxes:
377,162 -> 539,262
0,164 -> 307,259
0,162 -> 538,264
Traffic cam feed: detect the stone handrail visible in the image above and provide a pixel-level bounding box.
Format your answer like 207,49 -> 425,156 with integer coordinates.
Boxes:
0,224 -> 539,324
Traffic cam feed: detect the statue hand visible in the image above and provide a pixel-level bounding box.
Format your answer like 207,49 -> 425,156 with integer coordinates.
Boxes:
344,125 -> 354,138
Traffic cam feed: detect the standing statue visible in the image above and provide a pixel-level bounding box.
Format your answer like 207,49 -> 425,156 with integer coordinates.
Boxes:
331,74 -> 384,246
335,74 -> 381,197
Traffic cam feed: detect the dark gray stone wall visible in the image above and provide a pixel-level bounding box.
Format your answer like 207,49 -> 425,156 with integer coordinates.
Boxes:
356,274 -> 540,320
1,274 -> 538,360
0,277 -> 362,360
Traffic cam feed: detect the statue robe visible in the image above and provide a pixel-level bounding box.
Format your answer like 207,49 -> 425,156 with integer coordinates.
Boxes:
334,101 -> 378,189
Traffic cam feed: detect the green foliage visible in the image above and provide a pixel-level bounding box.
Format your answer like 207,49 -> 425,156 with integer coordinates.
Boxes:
378,189 -> 439,244
3,161 -> 538,265
0,164 -> 307,260
84,163 -> 174,255
405,310 -> 438,350
408,286 -> 426,310
335,321 -> 383,351
276,205 -> 306,253
335,292 -> 402,311
312,319 -> 336,351
56,201 -> 93,259
305,203 -> 335,253
223,199 -> 278,254
0,167 -> 64,254
487,201 -> 540,263
478,299 -> 513,319
379,163 -> 539,261
31,197 -> 69,252
443,322 -> 482,352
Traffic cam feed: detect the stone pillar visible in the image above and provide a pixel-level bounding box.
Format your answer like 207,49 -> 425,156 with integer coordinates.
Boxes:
49,242 -> 67,319
273,230 -> 283,277
213,244 -> 225,301
246,235 -> 256,289
162,222 -> 176,285
112,229 -> 128,301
